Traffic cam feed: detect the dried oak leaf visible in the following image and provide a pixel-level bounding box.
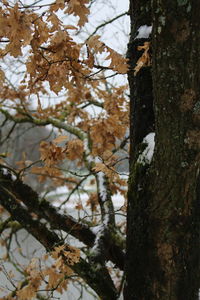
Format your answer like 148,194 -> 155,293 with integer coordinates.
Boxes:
134,42 -> 151,75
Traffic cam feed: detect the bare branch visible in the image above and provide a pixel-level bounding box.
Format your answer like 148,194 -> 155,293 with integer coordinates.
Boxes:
86,12 -> 129,42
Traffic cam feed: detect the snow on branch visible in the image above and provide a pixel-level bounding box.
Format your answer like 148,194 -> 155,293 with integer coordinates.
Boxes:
0,165 -> 17,181
90,171 -> 114,259
83,137 -> 94,165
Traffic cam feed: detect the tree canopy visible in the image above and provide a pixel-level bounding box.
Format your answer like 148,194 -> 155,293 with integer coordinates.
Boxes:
0,1 -> 130,299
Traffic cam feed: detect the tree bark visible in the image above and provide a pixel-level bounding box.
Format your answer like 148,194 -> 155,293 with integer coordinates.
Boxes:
125,0 -> 200,299
124,0 -> 154,298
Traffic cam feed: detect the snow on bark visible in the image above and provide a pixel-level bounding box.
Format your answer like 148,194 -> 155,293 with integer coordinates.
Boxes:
137,132 -> 155,165
135,25 -> 152,39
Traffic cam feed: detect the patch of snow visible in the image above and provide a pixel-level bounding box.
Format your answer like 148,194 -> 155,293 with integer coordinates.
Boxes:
112,192 -> 125,207
51,190 -> 125,209
20,202 -> 28,210
1,167 -> 16,181
135,25 -> 152,39
137,132 -> 155,165
1,167 -> 9,176
97,171 -> 107,203
83,137 -> 93,164
48,177 -> 125,209
90,209 -> 110,253
90,199 -> 111,255
11,173 -> 17,181
91,224 -> 104,235
90,224 -> 105,256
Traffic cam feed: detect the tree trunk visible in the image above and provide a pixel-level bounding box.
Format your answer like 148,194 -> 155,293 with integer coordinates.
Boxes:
125,1 -> 200,299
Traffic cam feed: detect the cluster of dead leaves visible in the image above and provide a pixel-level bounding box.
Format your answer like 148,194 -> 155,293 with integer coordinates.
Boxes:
50,0 -> 90,27
40,136 -> 84,163
0,1 -> 128,98
40,140 -> 67,167
30,136 -> 84,181
87,35 -> 128,74
90,115 -> 127,156
7,244 -> 80,300
0,3 -> 35,57
51,244 -> 80,266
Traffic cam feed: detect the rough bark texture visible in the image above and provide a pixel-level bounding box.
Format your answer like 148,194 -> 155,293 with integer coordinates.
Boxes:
124,0 -> 154,298
125,0 -> 200,299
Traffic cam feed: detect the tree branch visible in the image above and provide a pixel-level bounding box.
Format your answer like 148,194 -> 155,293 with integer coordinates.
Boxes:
0,166 -> 124,270
0,109 -> 86,141
0,168 -> 118,299
86,12 -> 128,42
